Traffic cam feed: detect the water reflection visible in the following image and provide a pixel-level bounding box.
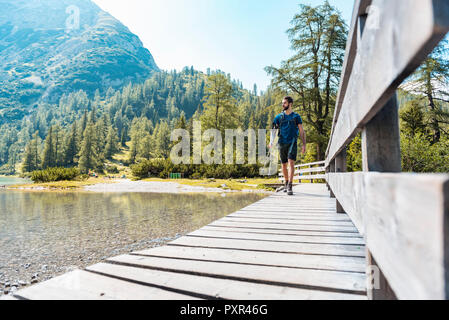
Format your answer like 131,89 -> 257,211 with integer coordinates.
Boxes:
0,191 -> 266,285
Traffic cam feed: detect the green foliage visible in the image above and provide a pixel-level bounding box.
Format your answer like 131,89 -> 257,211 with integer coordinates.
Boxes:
400,100 -> 426,137
131,159 -> 262,180
347,134 -> 362,172
31,167 -> 81,183
401,133 -> 449,173
201,73 -> 239,132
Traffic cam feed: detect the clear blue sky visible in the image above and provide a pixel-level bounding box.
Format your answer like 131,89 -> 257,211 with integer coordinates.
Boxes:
93,0 -> 354,93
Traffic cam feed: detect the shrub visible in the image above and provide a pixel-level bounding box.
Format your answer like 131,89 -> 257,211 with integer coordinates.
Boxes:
130,159 -> 264,180
106,165 -> 119,174
31,167 -> 81,183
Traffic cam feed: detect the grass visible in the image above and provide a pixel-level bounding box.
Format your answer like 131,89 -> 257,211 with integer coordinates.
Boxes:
141,177 -> 280,191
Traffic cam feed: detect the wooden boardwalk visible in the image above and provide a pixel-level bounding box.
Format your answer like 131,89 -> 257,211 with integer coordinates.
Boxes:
4,184 -> 366,300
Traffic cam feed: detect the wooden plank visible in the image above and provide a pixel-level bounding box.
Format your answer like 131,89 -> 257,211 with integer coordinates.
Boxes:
202,226 -> 363,238
327,0 -> 449,163
220,217 -> 355,227
279,167 -> 325,176
87,263 -> 365,300
327,172 -> 449,299
188,229 -> 365,246
236,210 -> 338,216
296,161 -> 326,168
229,213 -> 352,221
279,175 -> 326,182
133,245 -> 366,273
107,254 -> 366,294
210,220 -> 358,233
12,269 -> 195,300
238,210 -> 337,215
169,236 -> 365,257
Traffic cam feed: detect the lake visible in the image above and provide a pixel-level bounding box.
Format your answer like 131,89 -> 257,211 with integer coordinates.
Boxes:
0,176 -> 32,186
0,188 -> 265,294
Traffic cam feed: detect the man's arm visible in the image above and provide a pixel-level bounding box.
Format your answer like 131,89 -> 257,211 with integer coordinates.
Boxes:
298,124 -> 306,154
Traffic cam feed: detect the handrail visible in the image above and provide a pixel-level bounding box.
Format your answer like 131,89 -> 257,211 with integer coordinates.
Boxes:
278,161 -> 325,183
324,0 -> 449,300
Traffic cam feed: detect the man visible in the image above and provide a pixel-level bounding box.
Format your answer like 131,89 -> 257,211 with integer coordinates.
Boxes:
270,96 -> 306,196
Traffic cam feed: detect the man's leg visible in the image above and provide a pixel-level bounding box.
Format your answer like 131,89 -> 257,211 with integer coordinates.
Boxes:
288,159 -> 295,182
282,162 -> 288,192
287,141 -> 298,196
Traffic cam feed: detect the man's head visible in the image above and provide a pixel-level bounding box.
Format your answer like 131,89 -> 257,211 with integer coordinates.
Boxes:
283,96 -> 293,111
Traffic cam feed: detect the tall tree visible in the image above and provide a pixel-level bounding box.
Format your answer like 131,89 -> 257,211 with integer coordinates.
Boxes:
64,121 -> 78,167
201,74 -> 239,132
408,40 -> 449,143
22,132 -> 41,173
41,126 -> 55,169
104,127 -> 119,160
265,0 -> 347,159
78,122 -> 101,174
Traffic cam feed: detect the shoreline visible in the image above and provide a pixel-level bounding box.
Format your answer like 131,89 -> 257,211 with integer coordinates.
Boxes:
5,178 -> 277,194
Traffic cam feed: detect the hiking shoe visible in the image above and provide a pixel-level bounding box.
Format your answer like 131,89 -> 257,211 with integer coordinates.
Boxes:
287,183 -> 293,196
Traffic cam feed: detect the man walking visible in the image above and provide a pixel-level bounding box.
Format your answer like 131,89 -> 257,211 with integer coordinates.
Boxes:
270,97 -> 306,196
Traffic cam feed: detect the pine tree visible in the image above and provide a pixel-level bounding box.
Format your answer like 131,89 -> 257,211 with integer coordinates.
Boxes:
64,121 -> 78,167
200,74 -> 238,132
104,127 -> 119,160
42,126 -> 55,169
21,132 -> 41,173
78,123 -> 101,174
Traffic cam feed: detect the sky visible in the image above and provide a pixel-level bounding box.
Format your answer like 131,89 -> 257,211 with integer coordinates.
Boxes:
93,0 -> 354,93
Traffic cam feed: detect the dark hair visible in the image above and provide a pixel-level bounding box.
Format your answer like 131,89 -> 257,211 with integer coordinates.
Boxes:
284,96 -> 293,104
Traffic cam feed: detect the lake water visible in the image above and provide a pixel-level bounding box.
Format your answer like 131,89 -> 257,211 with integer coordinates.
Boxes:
0,188 -> 265,293
0,176 -> 32,186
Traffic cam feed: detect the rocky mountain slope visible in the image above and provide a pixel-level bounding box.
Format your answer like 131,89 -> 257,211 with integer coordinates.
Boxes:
0,0 -> 159,123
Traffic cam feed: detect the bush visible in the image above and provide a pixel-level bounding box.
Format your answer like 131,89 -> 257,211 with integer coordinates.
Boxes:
130,159 -> 264,180
31,167 -> 81,183
106,165 -> 119,174
401,134 -> 449,173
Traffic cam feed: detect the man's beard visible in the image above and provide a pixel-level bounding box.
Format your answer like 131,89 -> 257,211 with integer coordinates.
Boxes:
283,106 -> 289,111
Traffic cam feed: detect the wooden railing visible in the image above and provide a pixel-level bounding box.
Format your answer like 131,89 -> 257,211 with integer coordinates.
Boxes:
325,0 -> 449,300
278,161 -> 325,183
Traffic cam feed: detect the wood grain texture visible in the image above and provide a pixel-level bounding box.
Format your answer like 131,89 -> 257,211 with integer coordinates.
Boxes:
327,172 -> 449,299
107,254 -> 366,294
11,269 -> 195,300
87,263 -> 365,300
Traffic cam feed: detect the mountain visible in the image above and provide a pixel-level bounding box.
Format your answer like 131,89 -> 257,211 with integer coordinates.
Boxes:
0,0 -> 159,124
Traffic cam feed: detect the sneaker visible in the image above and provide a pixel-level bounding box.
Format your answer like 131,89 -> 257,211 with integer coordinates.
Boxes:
283,181 -> 288,193
287,183 -> 293,196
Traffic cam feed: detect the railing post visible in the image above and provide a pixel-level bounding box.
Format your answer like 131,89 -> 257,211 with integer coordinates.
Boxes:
362,94 -> 401,300
329,160 -> 336,198
335,148 -> 347,214
362,95 -> 402,173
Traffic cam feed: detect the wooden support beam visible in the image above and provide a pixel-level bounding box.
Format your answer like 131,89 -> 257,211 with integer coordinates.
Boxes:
329,160 -> 336,198
366,250 -> 397,300
362,95 -> 401,173
335,148 -> 347,214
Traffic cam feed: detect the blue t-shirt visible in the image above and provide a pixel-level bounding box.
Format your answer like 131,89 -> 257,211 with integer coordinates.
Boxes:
272,112 -> 303,144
